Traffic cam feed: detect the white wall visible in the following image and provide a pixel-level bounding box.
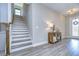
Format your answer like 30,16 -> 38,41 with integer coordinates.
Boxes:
31,4 -> 65,45
0,3 -> 12,23
0,3 -> 12,51
23,4 -> 33,41
0,31 -> 6,51
0,24 -> 6,51
65,16 -> 71,38
0,3 -> 8,23
0,3 -> 66,49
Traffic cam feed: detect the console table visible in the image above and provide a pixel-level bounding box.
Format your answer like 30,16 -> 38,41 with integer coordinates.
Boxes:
48,32 -> 61,44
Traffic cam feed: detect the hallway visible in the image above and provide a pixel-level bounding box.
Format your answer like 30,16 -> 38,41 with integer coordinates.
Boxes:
0,3 -> 79,56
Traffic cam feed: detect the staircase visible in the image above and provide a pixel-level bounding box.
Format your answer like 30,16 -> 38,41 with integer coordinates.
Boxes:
11,15 -> 32,53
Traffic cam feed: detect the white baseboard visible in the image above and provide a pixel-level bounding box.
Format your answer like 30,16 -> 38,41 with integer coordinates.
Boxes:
32,41 -> 48,47
64,36 -> 79,39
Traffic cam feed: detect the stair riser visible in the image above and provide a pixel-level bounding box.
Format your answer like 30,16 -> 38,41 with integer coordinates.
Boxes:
12,30 -> 29,32
13,22 -> 25,24
11,45 -> 32,53
12,31 -> 29,33
13,23 -> 25,25
12,36 -> 30,39
13,25 -> 27,27
12,28 -> 28,30
13,23 -> 27,25
13,22 -> 26,24
13,26 -> 26,28
12,37 -> 31,41
12,39 -> 31,43
12,34 -> 30,38
12,33 -> 29,35
12,32 -> 29,35
11,42 -> 32,49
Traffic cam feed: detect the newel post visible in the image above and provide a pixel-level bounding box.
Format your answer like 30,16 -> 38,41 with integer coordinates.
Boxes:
5,24 -> 10,56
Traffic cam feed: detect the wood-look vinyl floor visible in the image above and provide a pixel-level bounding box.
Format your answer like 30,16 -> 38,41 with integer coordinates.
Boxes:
1,39 -> 79,56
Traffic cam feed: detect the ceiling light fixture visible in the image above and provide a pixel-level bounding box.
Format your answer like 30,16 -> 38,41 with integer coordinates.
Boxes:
66,8 -> 79,15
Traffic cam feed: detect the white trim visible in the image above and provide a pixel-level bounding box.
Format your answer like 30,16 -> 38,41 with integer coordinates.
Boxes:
64,36 -> 79,39
8,3 -> 12,23
32,41 -> 48,47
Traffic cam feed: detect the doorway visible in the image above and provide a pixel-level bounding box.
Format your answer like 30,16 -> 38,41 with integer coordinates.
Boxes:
14,3 -> 23,16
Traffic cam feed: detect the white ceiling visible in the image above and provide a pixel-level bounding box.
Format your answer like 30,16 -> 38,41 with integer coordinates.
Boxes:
44,3 -> 79,15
